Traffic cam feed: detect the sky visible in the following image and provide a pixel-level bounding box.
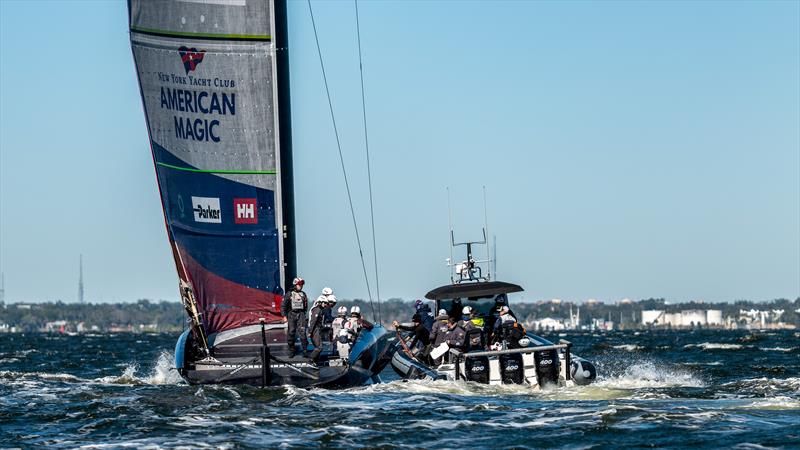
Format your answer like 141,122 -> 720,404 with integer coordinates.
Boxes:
0,0 -> 798,304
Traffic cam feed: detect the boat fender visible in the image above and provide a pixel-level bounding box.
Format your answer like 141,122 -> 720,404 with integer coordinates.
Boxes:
570,359 -> 597,386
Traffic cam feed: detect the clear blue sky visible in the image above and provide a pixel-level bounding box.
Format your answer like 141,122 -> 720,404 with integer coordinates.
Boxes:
1,0 -> 798,304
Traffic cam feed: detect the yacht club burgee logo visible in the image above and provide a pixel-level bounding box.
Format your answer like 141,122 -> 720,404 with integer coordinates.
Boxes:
178,46 -> 205,74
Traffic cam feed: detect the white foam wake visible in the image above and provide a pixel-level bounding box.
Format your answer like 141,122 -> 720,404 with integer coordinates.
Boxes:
97,351 -> 184,385
684,342 -> 744,350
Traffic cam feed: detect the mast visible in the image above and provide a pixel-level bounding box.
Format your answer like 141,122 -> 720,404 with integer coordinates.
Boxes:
274,0 -> 296,287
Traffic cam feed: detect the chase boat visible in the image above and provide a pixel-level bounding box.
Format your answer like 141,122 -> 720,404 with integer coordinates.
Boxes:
391,238 -> 597,388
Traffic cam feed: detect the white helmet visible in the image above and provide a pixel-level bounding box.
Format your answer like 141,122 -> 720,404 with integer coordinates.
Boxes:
292,277 -> 304,286
350,306 -> 361,314
337,306 -> 348,315
438,309 -> 447,316
462,306 -> 472,315
326,294 -> 337,304
321,287 -> 333,296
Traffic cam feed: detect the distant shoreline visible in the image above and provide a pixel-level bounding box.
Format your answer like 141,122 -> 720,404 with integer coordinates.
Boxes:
1,297 -> 797,333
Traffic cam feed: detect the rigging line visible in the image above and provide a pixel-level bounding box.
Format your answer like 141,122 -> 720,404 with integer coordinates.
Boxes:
354,0 -> 381,324
307,0 -> 377,322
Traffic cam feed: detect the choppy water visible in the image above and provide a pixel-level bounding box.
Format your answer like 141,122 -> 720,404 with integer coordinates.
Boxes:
1,330 -> 798,449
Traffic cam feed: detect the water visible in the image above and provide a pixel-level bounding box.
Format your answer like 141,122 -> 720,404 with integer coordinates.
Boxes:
1,330 -> 798,448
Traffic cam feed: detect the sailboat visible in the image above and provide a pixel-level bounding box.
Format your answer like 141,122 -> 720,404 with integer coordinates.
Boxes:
128,0 -> 394,387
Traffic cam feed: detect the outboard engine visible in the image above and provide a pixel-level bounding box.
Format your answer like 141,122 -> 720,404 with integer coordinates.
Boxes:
500,353 -> 524,384
534,349 -> 560,386
465,356 -> 490,384
570,358 -> 597,385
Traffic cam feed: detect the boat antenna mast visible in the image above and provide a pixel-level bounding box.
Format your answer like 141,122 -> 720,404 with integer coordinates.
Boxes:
448,228 -> 491,284
445,187 -> 494,284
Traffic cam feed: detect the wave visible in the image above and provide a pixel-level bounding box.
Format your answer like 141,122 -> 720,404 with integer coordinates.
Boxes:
612,344 -> 644,351
96,351 -> 184,385
684,343 -> 744,350
738,396 -> 800,410
758,347 -> 797,353
717,377 -> 800,399
0,351 -> 184,387
594,360 -> 706,389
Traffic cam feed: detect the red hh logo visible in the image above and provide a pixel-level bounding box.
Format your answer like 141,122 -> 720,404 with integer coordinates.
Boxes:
233,198 -> 257,224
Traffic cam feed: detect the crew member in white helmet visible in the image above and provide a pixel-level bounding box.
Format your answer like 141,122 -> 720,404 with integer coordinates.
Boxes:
307,290 -> 332,363
281,277 -> 309,358
320,288 -> 336,341
332,305 -> 348,338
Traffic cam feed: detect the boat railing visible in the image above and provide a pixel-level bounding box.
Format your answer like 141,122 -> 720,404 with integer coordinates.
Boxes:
450,339 -> 573,381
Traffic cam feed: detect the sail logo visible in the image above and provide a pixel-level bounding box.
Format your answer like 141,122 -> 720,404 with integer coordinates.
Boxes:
191,196 -> 221,223
234,198 -> 258,224
178,46 -> 205,74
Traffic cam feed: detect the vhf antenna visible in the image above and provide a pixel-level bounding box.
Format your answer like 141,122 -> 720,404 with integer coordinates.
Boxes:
482,185 -> 490,281
447,187 -> 454,283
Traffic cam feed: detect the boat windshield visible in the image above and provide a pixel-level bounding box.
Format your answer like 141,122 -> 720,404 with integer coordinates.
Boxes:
437,294 -> 508,318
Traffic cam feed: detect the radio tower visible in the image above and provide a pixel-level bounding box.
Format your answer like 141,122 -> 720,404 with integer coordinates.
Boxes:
78,255 -> 84,304
0,272 -> 5,306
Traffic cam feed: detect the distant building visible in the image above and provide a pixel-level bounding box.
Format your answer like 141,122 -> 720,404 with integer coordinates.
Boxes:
681,310 -> 707,327
530,317 -> 566,331
706,310 -> 723,325
641,310 -> 664,325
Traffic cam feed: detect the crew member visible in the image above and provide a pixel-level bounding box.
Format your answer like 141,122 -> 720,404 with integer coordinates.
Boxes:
281,277 -> 309,358
444,316 -> 466,360
307,294 -> 328,362
458,306 -> 478,332
493,306 -> 526,348
413,299 -> 435,331
321,289 -> 336,341
393,313 -> 431,354
429,309 -> 451,365
486,295 -> 516,342
332,305 -> 348,338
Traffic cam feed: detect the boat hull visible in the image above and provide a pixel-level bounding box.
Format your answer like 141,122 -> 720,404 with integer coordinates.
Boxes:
390,332 -> 597,388
176,323 -> 396,388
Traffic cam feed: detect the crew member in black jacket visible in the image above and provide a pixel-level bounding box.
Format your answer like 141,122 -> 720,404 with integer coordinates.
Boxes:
281,277 -> 309,358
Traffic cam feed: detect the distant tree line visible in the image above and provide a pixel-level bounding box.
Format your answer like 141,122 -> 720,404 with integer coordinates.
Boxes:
2,297 -> 798,332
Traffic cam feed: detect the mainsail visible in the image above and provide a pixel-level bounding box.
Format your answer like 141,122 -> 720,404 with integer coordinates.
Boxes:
129,0 -> 294,336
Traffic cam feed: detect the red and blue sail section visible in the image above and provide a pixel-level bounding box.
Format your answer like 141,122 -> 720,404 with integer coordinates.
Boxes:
154,144 -> 284,334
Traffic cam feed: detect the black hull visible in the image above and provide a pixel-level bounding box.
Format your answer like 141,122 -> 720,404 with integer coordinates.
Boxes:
176,323 -> 396,388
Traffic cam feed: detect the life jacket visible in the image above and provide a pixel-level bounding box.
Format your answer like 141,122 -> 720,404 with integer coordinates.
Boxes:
502,321 -> 526,343
290,291 -> 306,311
332,316 -> 346,336
336,328 -> 352,344
345,317 -> 360,334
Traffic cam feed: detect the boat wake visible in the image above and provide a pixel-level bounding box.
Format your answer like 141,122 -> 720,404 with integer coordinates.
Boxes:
97,351 -> 184,385
0,351 -> 184,387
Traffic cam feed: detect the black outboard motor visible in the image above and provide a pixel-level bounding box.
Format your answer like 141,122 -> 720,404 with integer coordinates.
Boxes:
465,356 -> 489,384
500,353 -> 524,384
464,328 -> 489,383
534,349 -> 560,386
